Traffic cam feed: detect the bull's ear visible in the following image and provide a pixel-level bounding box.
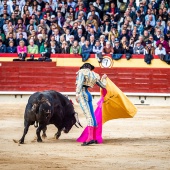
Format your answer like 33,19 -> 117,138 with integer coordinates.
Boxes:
37,94 -> 44,102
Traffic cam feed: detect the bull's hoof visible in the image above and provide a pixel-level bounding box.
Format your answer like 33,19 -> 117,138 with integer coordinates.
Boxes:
37,138 -> 43,142
19,140 -> 24,144
42,134 -> 47,139
54,134 -> 60,139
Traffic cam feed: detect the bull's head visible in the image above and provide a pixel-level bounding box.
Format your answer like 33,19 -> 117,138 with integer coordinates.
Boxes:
62,112 -> 82,133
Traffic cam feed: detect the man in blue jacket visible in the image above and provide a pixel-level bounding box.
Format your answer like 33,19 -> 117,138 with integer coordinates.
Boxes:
6,41 -> 17,53
0,39 -> 6,53
81,40 -> 92,62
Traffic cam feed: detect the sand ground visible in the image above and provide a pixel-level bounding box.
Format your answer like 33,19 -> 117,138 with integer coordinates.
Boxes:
0,103 -> 170,170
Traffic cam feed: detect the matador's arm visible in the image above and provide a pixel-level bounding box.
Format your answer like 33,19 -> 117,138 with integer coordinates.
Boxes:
76,71 -> 85,96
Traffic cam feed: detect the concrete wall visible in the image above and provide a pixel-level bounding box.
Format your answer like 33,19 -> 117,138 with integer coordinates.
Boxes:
0,93 -> 169,106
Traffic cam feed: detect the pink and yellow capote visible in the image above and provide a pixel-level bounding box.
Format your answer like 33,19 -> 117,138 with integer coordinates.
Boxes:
77,78 -> 137,143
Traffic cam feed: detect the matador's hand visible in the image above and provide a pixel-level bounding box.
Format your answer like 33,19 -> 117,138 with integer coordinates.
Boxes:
76,95 -> 79,103
102,74 -> 107,79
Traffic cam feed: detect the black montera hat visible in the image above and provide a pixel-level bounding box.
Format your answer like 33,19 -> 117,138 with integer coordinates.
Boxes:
80,63 -> 95,70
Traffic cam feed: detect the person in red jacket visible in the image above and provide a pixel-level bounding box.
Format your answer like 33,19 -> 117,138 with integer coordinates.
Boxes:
156,35 -> 169,52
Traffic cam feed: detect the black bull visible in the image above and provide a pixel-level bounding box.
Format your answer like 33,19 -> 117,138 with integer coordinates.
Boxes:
19,90 -> 82,144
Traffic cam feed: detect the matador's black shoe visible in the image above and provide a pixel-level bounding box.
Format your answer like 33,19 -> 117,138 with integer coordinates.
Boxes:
81,140 -> 97,146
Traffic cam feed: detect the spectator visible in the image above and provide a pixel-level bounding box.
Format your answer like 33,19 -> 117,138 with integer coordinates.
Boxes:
16,40 -> 27,60
138,35 -> 146,47
165,31 -> 170,42
86,27 -> 98,41
144,40 -> 155,57
148,35 -> 157,48
67,35 -> 74,47
135,19 -> 144,35
16,27 -> 27,39
70,40 -> 81,54
39,41 -> 51,61
61,41 -> 70,54
75,28 -> 84,42
6,40 -> 17,53
56,12 -> 65,27
0,39 -> 6,53
49,40 -> 61,54
0,29 -> 5,42
156,35 -> 169,52
79,36 -> 85,47
86,15 -> 98,31
64,28 -> 71,41
154,28 -> 163,41
133,9 -> 145,24
101,19 -> 111,39
16,33 -> 28,46
81,40 -> 92,62
121,36 -> 133,54
102,41 -> 114,55
99,35 -> 106,47
113,38 -> 123,54
106,2 -> 119,18
155,43 -> 166,60
133,40 -> 144,54
93,40 -> 103,63
36,34 -> 44,52
108,25 -> 119,41
145,9 -> 156,27
5,32 -> 16,47
27,39 -> 38,56
89,35 -> 95,48
164,20 -> 170,34
143,30 -> 150,43
155,19 -> 164,33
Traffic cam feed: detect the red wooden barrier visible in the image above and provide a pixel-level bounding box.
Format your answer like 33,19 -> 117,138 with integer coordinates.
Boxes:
0,62 -> 169,93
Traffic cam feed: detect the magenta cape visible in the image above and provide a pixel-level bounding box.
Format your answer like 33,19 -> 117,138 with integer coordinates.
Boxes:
76,96 -> 104,144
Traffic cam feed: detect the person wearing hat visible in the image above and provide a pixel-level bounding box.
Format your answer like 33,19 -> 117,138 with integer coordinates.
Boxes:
113,38 -> 123,54
6,40 -> 17,53
133,40 -> 144,54
76,63 -> 107,146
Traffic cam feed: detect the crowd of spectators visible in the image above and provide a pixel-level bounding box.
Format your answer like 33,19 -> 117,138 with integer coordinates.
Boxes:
0,0 -> 170,63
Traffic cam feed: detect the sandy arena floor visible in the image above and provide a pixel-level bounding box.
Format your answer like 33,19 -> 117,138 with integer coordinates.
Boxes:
0,103 -> 170,170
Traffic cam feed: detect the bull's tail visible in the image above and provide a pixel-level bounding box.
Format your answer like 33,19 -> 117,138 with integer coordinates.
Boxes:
34,121 -> 38,128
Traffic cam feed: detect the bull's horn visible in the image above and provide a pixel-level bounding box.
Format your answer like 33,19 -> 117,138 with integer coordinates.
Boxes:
74,112 -> 83,128
75,123 -> 79,128
46,100 -> 51,106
